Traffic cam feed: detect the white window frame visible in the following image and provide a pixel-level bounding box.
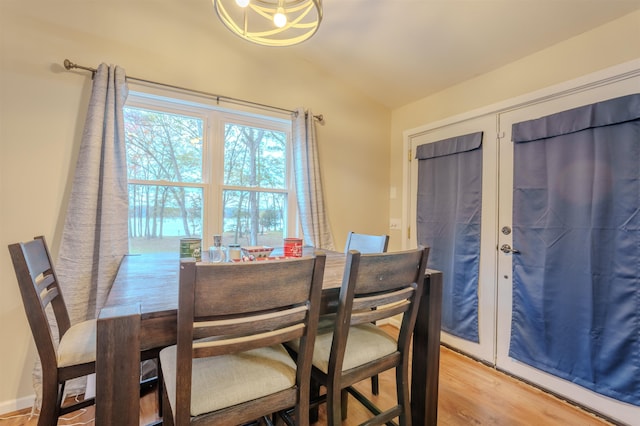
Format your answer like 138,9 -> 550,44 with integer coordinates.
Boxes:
124,83 -> 299,249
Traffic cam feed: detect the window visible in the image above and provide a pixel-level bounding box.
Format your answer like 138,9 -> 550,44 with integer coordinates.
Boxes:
124,90 -> 297,254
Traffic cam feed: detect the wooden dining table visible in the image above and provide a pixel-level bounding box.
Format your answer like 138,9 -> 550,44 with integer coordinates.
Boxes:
95,249 -> 442,426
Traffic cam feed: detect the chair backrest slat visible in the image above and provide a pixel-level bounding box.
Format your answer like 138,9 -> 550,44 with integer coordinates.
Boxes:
193,258 -> 317,316
344,232 -> 389,254
193,323 -> 305,358
22,238 -> 54,278
35,273 -> 56,296
352,250 -> 424,295
193,304 -> 308,338
40,287 -> 60,310
351,286 -> 415,312
351,300 -> 411,326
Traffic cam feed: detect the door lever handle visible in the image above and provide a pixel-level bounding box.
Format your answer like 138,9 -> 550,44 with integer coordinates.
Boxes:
500,244 -> 520,254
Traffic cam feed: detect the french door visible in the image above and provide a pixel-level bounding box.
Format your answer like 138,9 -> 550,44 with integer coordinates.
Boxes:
496,75 -> 640,425
408,113 -> 499,363
407,62 -> 640,424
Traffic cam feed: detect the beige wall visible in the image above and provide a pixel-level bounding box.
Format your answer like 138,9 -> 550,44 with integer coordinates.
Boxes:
388,10 -> 640,251
0,1 -> 390,411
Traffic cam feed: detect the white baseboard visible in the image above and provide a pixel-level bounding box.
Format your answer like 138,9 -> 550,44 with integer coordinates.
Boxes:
0,394 -> 35,417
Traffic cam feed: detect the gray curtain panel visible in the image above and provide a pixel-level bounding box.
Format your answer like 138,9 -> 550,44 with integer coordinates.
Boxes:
416,132 -> 483,342
56,63 -> 129,323
509,93 -> 640,405
292,108 -> 335,250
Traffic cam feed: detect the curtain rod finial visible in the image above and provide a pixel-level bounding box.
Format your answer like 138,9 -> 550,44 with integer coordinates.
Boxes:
63,59 -> 74,70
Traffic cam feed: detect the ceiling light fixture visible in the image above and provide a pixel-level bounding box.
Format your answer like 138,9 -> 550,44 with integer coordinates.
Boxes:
213,0 -> 322,47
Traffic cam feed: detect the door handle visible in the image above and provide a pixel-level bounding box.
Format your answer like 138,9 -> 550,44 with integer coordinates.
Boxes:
500,244 -> 520,254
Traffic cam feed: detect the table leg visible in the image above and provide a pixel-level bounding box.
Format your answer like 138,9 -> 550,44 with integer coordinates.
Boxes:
411,271 -> 443,426
96,304 -> 141,426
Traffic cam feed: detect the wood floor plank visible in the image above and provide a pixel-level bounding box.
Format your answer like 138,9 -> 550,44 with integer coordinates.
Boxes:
436,346 -> 611,426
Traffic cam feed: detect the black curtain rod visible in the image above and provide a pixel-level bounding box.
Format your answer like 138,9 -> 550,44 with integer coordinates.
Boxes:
63,59 -> 324,123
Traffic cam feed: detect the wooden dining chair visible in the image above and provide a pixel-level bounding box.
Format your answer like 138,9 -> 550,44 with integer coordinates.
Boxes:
159,252 -> 326,426
8,236 -> 161,426
344,231 -> 389,396
288,247 -> 429,426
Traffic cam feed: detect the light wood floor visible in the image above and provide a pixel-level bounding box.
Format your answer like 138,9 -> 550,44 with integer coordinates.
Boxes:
0,326 -> 615,425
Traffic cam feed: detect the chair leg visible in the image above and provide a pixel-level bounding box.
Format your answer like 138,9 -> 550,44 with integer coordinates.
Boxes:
38,378 -> 60,426
156,360 -> 163,415
371,374 -> 380,395
161,378 -> 174,426
309,378 -> 321,423
396,365 -> 411,426
327,383 -> 344,426
341,389 -> 348,421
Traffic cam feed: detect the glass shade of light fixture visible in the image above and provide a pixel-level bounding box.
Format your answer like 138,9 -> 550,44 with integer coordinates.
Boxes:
273,7 -> 287,28
213,0 -> 322,47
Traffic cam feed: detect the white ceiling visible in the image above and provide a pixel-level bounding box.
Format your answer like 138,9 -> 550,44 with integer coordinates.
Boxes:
282,0 -> 640,108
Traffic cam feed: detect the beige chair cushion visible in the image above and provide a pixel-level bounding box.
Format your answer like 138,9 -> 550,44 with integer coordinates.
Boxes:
57,319 -> 97,367
289,323 -> 397,374
160,343 -> 297,417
